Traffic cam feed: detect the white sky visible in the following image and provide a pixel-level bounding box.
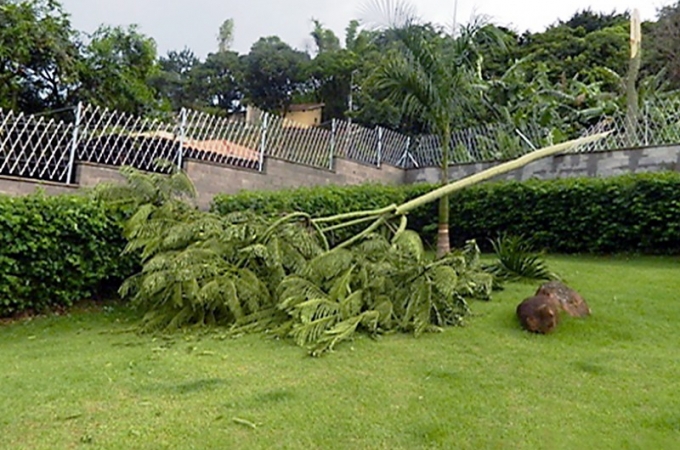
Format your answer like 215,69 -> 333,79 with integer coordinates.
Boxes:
59,0 -> 669,57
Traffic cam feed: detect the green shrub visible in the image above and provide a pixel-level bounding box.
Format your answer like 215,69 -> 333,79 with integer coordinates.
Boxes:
0,191 -> 137,316
212,172 -> 680,255
446,172 -> 680,254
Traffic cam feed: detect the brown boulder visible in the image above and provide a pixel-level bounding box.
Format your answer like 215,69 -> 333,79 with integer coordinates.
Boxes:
535,281 -> 591,317
516,295 -> 561,334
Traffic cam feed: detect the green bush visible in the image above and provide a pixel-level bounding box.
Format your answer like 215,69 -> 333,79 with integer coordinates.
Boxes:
212,172 -> 680,255
446,172 -> 680,254
0,192 -> 137,316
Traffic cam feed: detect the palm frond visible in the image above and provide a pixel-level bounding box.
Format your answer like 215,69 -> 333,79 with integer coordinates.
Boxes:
278,275 -> 329,310
359,0 -> 419,30
290,313 -> 338,348
302,249 -> 355,288
392,229 -> 425,262
429,265 -> 458,298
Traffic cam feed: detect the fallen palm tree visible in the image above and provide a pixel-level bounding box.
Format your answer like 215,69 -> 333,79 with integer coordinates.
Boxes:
94,131 -> 610,355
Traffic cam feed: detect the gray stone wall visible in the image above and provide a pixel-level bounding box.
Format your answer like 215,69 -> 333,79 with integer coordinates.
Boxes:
187,157 -> 404,209
2,146 -> 679,205
0,157 -> 404,209
0,175 -> 78,196
76,162 -> 126,187
405,145 -> 680,184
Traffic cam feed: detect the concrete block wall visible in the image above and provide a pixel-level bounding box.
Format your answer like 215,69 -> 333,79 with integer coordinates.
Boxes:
0,175 -> 78,196
405,145 -> 680,184
0,157 -> 405,210
1,145 -> 678,206
187,157 -> 404,209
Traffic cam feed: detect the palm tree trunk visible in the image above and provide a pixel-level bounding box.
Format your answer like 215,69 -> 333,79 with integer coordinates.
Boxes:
394,132 -> 609,215
436,125 -> 451,258
315,132 -> 611,252
625,11 -> 642,146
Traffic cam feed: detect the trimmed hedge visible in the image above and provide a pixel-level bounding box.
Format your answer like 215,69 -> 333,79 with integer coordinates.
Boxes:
212,172 -> 680,255
445,172 -> 680,254
4,172 -> 675,316
0,192 -> 136,317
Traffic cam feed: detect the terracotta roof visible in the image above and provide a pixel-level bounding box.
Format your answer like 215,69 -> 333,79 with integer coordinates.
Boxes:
131,131 -> 259,161
184,138 -> 259,161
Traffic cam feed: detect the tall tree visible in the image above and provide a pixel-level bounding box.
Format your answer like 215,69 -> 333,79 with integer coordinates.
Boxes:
371,19 -> 497,257
217,18 -> 234,53
191,50 -> 243,114
647,1 -> 680,88
304,20 -> 359,120
77,24 -> 162,115
242,36 -> 310,112
150,48 -> 200,110
506,8 -> 629,89
561,8 -> 629,33
310,19 -> 341,54
0,0 -> 81,113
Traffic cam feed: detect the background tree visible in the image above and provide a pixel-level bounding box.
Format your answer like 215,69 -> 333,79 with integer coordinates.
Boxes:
513,14 -> 629,84
242,36 -> 310,112
303,20 -> 362,121
77,24 -> 163,115
310,19 -> 341,54
646,1 -> 680,88
217,18 -> 234,53
150,48 -> 200,111
0,0 -> 81,113
190,50 -> 243,115
371,19 -> 499,257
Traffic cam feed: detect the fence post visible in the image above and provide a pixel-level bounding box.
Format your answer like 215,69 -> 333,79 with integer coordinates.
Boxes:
405,136 -> 411,168
258,113 -> 268,172
377,126 -> 383,168
397,136 -> 410,168
329,118 -> 336,170
66,102 -> 82,184
177,108 -> 187,170
644,101 -> 649,146
347,119 -> 353,158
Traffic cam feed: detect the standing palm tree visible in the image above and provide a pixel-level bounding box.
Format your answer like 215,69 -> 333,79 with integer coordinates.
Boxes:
369,8 -> 498,257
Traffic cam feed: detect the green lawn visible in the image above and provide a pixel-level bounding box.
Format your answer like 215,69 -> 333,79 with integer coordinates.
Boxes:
1,255 -> 679,449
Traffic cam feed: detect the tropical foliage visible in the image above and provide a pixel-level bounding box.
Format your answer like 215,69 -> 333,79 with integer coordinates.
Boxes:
368,17 -> 501,257
6,0 -> 680,136
91,133 -> 602,354
484,234 -> 558,283
92,162 -> 495,355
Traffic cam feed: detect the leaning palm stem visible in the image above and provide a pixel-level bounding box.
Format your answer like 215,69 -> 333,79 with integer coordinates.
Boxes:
313,204 -> 398,223
300,131 -> 610,249
333,216 -> 388,250
394,131 -> 610,215
320,215 -> 382,233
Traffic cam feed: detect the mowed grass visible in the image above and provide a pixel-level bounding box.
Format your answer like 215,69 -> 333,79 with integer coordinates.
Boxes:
1,256 -> 679,450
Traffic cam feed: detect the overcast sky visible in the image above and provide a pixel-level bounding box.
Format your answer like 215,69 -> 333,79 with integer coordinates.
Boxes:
59,0 -> 669,57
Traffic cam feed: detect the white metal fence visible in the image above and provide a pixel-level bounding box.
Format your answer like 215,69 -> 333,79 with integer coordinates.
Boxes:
1,98 -> 680,185
0,109 -> 75,183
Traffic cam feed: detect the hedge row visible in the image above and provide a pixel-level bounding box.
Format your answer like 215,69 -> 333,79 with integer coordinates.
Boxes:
212,172 -> 680,254
0,192 -> 136,317
2,172 -> 678,316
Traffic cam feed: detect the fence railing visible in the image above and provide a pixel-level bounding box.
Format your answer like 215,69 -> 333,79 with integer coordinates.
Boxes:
0,109 -> 74,183
1,98 -> 680,186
